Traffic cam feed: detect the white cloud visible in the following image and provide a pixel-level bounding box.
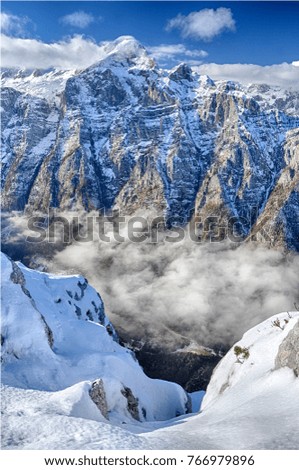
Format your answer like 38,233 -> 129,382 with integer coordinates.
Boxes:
1,34 -> 108,69
60,11 -> 96,29
194,62 -> 299,90
147,44 -> 208,63
166,8 -> 235,41
6,212 -> 299,349
292,61 -> 299,67
1,34 -> 208,70
41,229 -> 299,349
184,59 -> 207,67
0,12 -> 31,37
185,49 -> 208,59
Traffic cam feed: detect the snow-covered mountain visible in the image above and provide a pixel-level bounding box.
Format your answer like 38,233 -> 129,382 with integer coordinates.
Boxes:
1,252 -> 190,425
1,253 -> 298,449
1,36 -> 299,250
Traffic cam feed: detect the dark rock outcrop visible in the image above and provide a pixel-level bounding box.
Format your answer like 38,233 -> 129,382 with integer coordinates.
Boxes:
89,379 -> 109,419
121,386 -> 140,421
275,320 -> 299,377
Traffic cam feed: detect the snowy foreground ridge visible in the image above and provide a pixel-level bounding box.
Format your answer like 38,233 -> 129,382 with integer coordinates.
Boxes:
1,252 -> 299,449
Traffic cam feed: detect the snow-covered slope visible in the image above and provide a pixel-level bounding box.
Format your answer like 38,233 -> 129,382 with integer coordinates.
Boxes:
0,68 -> 77,103
1,36 -> 299,250
1,384 -> 149,450
1,255 -> 298,449
201,311 -> 299,410
147,311 -> 299,449
1,252 -> 189,424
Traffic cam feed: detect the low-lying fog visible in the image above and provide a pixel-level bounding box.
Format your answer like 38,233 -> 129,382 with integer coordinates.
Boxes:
2,212 -> 299,350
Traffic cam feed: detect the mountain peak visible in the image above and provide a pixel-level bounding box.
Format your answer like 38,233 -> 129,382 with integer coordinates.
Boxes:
99,35 -> 155,69
169,63 -> 193,82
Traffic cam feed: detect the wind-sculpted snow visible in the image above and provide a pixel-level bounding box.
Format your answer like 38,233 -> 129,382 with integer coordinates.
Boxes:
1,252 -> 189,424
1,37 -> 299,249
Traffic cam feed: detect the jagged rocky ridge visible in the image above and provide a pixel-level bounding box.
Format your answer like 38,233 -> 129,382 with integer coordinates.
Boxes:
1,252 -> 190,423
1,36 -> 299,250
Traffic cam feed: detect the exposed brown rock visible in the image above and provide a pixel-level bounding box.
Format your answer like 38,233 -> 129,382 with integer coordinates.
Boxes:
89,379 -> 109,420
275,320 -> 299,377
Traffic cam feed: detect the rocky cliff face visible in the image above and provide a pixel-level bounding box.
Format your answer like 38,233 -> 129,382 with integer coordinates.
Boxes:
1,36 -> 299,250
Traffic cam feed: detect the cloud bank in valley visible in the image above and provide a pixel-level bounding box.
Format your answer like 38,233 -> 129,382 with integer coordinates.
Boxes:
39,230 -> 299,350
2,213 -> 299,350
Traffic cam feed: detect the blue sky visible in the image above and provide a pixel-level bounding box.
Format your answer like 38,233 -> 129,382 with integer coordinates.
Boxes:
1,2 -> 299,88
2,1 -> 299,65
